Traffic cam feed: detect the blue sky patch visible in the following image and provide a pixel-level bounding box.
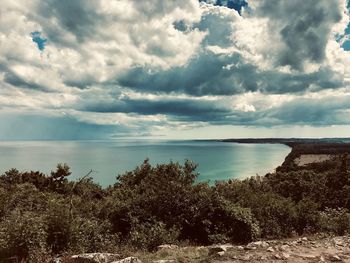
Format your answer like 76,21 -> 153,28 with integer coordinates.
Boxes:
30,31 -> 47,51
340,21 -> 350,51
200,0 -> 248,14
342,39 -> 350,51
215,0 -> 248,14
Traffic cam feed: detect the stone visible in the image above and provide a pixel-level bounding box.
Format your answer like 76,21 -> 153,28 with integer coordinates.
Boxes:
237,246 -> 244,250
282,252 -> 290,259
274,254 -> 282,259
280,245 -> 290,251
240,255 -> 251,261
293,253 -> 317,259
217,251 -> 225,257
320,256 -> 325,262
157,245 -> 179,250
70,253 -> 121,263
330,255 -> 342,261
267,247 -> 275,252
208,244 -> 234,255
112,257 -> 142,263
334,238 -> 345,247
249,241 -> 269,248
208,246 -> 226,255
153,260 -> 175,263
220,244 -> 235,251
302,237 -> 308,241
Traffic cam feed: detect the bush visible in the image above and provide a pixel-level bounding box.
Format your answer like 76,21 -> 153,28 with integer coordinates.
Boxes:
0,209 -> 49,261
207,198 -> 260,243
69,217 -> 119,254
129,220 -> 180,251
318,208 -> 350,235
243,193 -> 297,238
1,158 -> 350,261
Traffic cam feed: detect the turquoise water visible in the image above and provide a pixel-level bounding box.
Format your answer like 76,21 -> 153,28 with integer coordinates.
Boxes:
0,140 -> 291,186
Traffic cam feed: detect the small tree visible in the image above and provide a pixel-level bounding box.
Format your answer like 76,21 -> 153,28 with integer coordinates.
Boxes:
50,163 -> 71,192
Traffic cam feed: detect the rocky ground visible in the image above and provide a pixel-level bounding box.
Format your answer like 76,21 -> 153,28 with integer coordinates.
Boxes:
59,235 -> 350,263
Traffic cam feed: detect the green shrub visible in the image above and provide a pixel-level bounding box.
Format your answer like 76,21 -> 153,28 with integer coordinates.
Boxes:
45,200 -> 71,254
295,198 -> 320,235
246,193 -> 297,238
207,198 -> 260,243
69,217 -> 119,253
0,209 -> 48,261
1,159 -> 350,260
129,220 -> 180,251
318,208 -> 350,235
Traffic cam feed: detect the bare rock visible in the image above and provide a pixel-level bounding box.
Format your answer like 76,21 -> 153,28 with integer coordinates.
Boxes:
208,244 -> 234,255
281,252 -> 290,259
334,238 -> 345,247
260,255 -> 267,260
330,255 -> 342,262
220,244 -> 235,251
217,251 -> 225,257
280,245 -> 290,251
208,246 -> 226,255
111,257 -> 142,263
70,253 -> 121,263
157,245 -> 178,250
267,247 -> 275,252
248,241 -> 269,248
240,255 -> 251,261
292,253 -> 317,259
153,260 -> 175,263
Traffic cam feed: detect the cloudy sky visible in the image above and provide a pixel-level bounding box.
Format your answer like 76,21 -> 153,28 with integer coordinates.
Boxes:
1,0 -> 350,140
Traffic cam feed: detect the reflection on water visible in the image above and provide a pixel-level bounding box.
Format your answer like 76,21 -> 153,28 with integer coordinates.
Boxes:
0,140 -> 291,186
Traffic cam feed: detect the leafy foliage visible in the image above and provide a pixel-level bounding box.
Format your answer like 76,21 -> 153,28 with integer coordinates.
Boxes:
1,155 -> 350,261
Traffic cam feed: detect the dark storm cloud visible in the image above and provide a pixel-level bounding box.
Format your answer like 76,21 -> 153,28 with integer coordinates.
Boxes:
253,0 -> 342,70
259,68 -> 344,94
118,51 -> 259,96
119,50 -> 343,96
37,0 -> 101,43
80,91 -> 350,126
264,96 -> 350,126
2,66 -> 54,93
81,96 -> 231,122
116,0 -> 345,97
153,95 -> 350,127
206,95 -> 350,127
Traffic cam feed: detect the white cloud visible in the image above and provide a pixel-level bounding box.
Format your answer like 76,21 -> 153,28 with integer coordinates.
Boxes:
0,0 -> 350,139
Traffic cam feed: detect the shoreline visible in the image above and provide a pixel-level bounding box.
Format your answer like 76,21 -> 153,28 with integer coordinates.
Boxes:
216,137 -> 350,147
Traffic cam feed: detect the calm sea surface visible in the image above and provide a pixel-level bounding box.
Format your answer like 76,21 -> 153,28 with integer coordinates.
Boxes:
0,140 -> 291,186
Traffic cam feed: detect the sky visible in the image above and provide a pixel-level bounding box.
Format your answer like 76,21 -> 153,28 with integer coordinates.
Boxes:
0,0 -> 350,140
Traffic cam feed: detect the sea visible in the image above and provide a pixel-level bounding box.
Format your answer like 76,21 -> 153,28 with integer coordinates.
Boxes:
0,140 -> 291,187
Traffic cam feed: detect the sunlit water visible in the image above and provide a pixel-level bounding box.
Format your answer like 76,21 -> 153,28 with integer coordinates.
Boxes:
0,140 -> 291,186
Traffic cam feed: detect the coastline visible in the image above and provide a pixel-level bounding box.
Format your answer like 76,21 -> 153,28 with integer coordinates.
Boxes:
217,137 -> 350,147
